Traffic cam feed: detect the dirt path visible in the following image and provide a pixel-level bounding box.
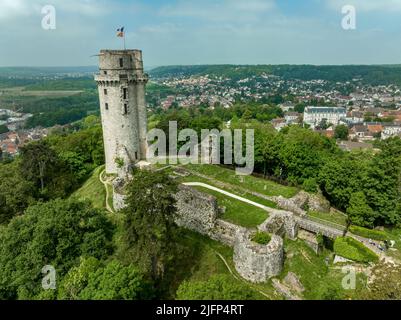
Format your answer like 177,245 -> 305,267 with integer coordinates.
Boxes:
99,170 -> 114,213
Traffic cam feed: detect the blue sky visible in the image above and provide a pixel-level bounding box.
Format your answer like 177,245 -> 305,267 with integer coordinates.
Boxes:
1,0 -> 401,66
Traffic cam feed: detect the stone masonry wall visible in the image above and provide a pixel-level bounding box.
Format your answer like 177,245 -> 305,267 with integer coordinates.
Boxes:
234,229 -> 284,283
174,185 -> 219,236
114,182 -> 286,283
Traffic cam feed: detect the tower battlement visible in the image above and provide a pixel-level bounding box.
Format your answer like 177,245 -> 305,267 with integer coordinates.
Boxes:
95,49 -> 148,175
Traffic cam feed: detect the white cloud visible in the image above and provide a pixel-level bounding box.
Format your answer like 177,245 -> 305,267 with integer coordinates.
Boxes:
0,0 -> 31,19
327,0 -> 401,12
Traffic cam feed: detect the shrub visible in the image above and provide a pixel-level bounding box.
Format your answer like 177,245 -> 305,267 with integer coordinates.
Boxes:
251,231 -> 271,245
334,237 -> 378,263
176,274 -> 261,300
302,178 -> 318,193
349,225 -> 389,242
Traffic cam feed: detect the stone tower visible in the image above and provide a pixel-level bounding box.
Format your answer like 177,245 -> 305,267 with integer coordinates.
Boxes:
95,50 -> 149,174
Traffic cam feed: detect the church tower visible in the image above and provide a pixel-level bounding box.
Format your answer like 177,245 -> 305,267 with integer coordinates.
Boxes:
95,50 -> 149,174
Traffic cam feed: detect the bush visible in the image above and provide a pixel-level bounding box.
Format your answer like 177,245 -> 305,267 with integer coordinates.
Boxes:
251,231 -> 271,245
302,178 -> 318,193
349,225 -> 389,242
334,237 -> 378,263
176,274 -> 261,300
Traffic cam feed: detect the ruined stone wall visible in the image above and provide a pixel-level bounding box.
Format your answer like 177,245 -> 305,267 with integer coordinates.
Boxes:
114,182 -> 287,283
112,178 -> 127,211
234,230 -> 284,283
174,185 -> 219,235
259,211 -> 298,240
273,191 -> 331,216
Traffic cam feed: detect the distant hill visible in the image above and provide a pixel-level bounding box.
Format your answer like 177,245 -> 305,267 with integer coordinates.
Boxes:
0,66 -> 97,78
149,64 -> 401,85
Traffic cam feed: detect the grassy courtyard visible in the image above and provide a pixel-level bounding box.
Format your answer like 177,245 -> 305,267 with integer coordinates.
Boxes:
185,164 -> 299,198
193,186 -> 269,228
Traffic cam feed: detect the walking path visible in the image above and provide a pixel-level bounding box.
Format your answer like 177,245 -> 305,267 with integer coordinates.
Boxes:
183,181 -> 398,264
183,182 -> 272,212
99,170 -> 114,213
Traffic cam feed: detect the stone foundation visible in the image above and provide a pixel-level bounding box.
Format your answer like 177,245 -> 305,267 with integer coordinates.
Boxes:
113,178 -> 128,211
273,191 -> 331,216
234,230 -> 284,283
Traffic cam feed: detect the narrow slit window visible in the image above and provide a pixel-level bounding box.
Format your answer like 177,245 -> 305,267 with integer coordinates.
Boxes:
124,104 -> 128,115
123,88 -> 127,99
104,89 -> 107,95
105,103 -> 109,110
119,58 -> 123,67
135,152 -> 138,160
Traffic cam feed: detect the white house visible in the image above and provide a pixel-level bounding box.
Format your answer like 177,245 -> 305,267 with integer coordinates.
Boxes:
303,106 -> 346,128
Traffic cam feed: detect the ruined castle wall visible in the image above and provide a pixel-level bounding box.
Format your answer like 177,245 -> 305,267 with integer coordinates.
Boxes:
234,230 -> 284,283
174,185 -> 219,235
174,185 -> 245,246
259,211 -> 298,240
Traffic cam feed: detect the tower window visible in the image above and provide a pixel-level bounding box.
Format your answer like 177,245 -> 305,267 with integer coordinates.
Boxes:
119,58 -> 123,67
124,104 -> 128,115
135,152 -> 138,160
123,88 -> 127,100
104,89 -> 108,95
105,103 -> 109,110
103,71 -> 107,75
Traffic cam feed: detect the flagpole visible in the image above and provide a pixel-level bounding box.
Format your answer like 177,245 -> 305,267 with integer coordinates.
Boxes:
124,33 -> 126,50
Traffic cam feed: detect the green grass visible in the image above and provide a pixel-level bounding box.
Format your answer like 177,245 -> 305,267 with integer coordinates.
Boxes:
186,164 -> 298,198
71,166 -> 106,210
308,211 -> 348,227
278,239 -> 368,300
179,173 -> 278,209
349,226 -> 389,241
251,231 -> 272,245
169,229 -> 269,299
334,237 -> 379,263
194,186 -> 269,228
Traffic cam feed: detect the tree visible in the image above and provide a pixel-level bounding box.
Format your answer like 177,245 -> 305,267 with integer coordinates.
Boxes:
274,126 -> 337,185
0,161 -> 35,224
0,199 -> 114,299
58,257 -> 100,300
364,138 -> 401,225
319,152 -> 370,211
19,140 -> 80,199
176,275 -> 261,300
80,260 -> 152,300
334,125 -> 349,140
59,258 -> 153,300
241,109 -> 253,121
121,169 -> 179,280
346,192 -> 376,228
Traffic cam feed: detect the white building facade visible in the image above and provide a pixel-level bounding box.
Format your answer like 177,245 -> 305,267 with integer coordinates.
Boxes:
304,106 -> 346,128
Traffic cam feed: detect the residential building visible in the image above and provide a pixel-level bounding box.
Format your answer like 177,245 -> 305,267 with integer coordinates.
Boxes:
303,106 -> 346,128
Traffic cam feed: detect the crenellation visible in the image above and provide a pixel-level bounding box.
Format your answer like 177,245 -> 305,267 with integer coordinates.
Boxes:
95,49 -> 149,175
